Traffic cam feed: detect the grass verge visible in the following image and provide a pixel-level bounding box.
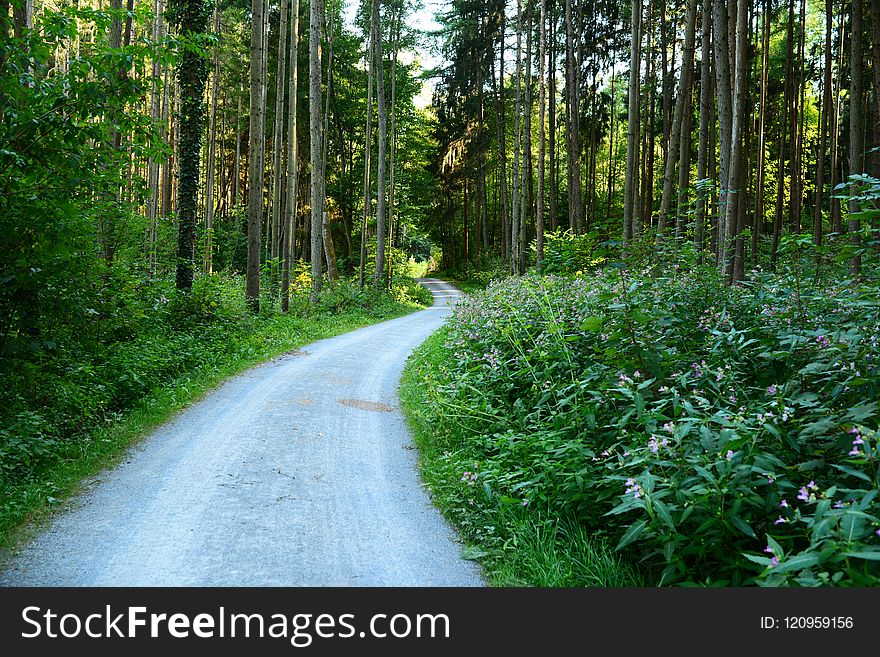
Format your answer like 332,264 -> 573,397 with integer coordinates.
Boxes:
0,297 -> 425,551
399,329 -> 643,587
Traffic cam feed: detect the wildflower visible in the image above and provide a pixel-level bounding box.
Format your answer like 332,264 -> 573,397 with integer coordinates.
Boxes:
663,422 -> 675,433
648,437 -> 660,453
797,487 -> 810,502
725,450 -> 735,460
780,499 -> 789,508
774,516 -> 786,525
764,545 -> 773,554
633,370 -> 641,379
849,446 -> 862,457
807,481 -> 818,491
767,385 -> 777,394
833,501 -> 845,509
660,437 -> 669,448
770,556 -> 780,567
521,499 -> 529,507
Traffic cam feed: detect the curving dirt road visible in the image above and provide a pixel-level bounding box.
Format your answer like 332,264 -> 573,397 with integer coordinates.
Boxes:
0,279 -> 483,586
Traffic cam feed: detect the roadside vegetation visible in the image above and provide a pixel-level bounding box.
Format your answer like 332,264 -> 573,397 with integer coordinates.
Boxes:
402,235 -> 880,587
0,271 -> 429,548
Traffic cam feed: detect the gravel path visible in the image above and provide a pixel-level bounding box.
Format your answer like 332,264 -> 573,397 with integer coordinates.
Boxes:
0,279 -> 483,586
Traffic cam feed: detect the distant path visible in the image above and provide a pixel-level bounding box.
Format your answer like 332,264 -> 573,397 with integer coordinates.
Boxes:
0,279 -> 483,586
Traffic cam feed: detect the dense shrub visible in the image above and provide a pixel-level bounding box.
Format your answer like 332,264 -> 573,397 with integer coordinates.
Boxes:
409,265 -> 880,585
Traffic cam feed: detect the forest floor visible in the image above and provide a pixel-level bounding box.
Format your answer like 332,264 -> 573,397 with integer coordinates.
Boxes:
0,279 -> 483,586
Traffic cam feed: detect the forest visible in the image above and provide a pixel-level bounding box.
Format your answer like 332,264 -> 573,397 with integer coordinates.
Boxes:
1,0 -> 879,586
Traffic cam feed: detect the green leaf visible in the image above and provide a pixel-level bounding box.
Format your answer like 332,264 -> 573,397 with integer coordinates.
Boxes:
773,553 -> 821,574
843,551 -> 880,561
580,316 -> 605,331
616,519 -> 648,550
653,499 -> 675,529
730,514 -> 756,538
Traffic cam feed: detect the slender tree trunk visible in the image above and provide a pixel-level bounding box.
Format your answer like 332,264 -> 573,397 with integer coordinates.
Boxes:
387,5 -> 401,286
849,0 -> 865,276
309,0 -> 325,300
359,12 -> 374,289
147,0 -> 164,275
537,0 -> 547,268
521,0 -> 533,271
320,8 -> 338,281
269,0 -> 290,290
728,0 -> 748,283
281,0 -> 301,312
564,0 -> 582,234
234,82 -> 242,207
659,0 -> 697,240
548,9 -> 557,232
712,0 -> 733,273
830,14 -> 845,235
511,0 -> 523,273
606,61 -> 616,224
246,0 -> 267,309
813,0 -> 833,251
492,10 -> 510,259
624,0 -> 642,241
753,0 -> 769,264
372,0 -> 388,289
203,4 -> 221,275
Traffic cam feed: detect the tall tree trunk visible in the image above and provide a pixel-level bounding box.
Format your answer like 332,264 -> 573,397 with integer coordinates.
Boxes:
146,0 -> 164,275
492,8 -> 510,259
372,0 -> 388,289
564,0 -> 582,233
309,0 -> 325,300
753,0 -> 770,264
659,0 -> 697,240
172,0 -> 209,292
233,81 -> 242,207
521,0 -> 533,271
359,9 -> 374,289
829,14 -> 845,235
537,0 -> 547,267
711,0 -> 733,274
548,8 -> 557,232
281,0 -> 301,312
387,5 -> 401,286
791,0 -> 806,234
321,8 -> 338,282
728,0 -> 748,283
511,0 -> 523,272
849,0 -> 865,276
247,0 -> 267,310
772,0 -> 795,268
813,0 -> 833,251
203,4 -> 221,275
623,0 -> 642,241
270,0 -> 290,289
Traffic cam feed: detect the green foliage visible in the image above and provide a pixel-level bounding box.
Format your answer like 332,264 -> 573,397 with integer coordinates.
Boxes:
535,230 -> 609,275
403,265 -> 880,586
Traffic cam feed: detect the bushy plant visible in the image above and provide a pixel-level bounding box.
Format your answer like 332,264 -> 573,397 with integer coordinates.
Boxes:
409,264 -> 880,586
